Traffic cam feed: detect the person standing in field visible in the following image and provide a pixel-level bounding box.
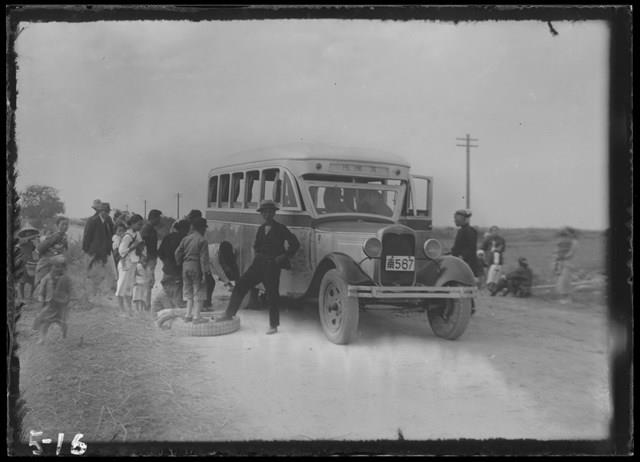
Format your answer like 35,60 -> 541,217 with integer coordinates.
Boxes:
32,256 -> 72,344
35,216 -> 70,291
481,225 -> 507,291
141,209 -> 163,312
216,200 -> 300,335
82,199 -> 115,301
115,214 -> 145,316
132,246 -> 148,313
552,226 -> 579,304
174,217 -> 211,324
450,209 -> 482,282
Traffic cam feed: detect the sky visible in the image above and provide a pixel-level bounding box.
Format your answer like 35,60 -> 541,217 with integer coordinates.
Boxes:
14,18 -> 609,229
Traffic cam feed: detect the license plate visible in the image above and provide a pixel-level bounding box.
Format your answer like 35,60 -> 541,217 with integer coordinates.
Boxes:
385,255 -> 415,271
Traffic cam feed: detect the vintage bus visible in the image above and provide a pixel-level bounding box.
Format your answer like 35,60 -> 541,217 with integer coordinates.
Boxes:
205,143 -> 477,344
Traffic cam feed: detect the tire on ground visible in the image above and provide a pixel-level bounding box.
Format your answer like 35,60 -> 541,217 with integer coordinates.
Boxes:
171,316 -> 240,337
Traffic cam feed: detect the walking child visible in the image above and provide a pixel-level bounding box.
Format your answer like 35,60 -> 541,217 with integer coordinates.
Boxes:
32,256 -> 72,344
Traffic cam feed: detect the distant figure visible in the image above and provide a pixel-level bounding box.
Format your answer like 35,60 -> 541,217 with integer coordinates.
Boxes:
323,188 -> 353,213
174,217 -> 211,324
141,209 -> 163,311
82,199 -> 115,301
116,214 -> 145,316
450,209 -> 482,281
32,256 -> 72,344
491,257 -> 533,297
15,227 -> 40,302
481,225 -> 507,291
35,216 -> 69,291
186,210 -> 216,308
553,226 -> 579,303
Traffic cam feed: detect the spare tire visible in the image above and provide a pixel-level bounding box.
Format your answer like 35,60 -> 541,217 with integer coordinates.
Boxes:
171,313 -> 240,337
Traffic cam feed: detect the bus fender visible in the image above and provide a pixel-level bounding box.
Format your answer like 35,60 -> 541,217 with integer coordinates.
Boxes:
305,252 -> 373,298
433,255 -> 476,287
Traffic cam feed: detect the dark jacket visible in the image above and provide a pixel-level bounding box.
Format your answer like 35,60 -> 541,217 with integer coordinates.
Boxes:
254,220 -> 300,266
82,213 -> 114,260
451,224 -> 480,276
141,222 -> 159,260
158,231 -> 186,278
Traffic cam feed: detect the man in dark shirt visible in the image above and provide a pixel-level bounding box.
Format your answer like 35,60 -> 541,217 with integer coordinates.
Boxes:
216,200 -> 300,334
451,209 -> 481,279
141,209 -> 163,311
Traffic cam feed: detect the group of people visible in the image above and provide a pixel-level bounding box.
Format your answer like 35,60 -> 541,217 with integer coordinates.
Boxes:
450,209 -> 579,302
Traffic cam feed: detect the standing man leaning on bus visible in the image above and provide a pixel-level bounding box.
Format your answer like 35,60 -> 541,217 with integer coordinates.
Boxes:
216,200 -> 300,335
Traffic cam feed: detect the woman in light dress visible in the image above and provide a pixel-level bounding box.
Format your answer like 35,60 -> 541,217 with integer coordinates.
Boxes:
115,214 -> 145,316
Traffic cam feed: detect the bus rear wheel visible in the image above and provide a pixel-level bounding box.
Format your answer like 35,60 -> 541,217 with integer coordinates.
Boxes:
318,269 -> 359,345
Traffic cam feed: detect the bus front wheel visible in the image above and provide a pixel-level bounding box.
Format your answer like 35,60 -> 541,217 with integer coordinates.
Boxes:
318,269 -> 359,345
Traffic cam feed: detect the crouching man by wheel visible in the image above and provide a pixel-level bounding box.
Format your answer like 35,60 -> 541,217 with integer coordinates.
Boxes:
216,200 -> 300,335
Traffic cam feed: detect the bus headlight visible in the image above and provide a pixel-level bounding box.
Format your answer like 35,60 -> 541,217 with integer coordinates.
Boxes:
363,237 -> 382,258
423,239 -> 442,259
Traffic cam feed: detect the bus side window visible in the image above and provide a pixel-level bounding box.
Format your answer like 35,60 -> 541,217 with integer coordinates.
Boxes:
262,168 -> 280,202
282,173 -> 298,208
246,170 -> 260,209
219,174 -> 230,208
231,172 -> 245,208
208,176 -> 218,208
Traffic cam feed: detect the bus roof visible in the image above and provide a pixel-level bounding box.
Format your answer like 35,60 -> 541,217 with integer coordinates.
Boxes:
212,143 -> 411,171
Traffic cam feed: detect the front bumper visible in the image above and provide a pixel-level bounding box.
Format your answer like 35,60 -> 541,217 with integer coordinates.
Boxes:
347,285 -> 477,299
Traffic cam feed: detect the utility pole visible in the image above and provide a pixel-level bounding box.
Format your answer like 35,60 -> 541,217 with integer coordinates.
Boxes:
456,134 -> 479,209
176,193 -> 181,219
144,200 -> 147,219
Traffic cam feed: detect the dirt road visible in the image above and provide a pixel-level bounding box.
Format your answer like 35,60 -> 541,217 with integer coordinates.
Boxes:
166,287 -> 611,441
15,279 -> 611,447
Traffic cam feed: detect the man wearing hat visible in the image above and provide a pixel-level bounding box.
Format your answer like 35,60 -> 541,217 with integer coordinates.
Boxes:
216,200 -> 300,334
82,199 -> 115,301
451,209 -> 481,281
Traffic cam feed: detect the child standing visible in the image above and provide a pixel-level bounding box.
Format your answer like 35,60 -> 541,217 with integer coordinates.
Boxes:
174,217 -> 211,324
132,251 -> 148,313
32,256 -> 72,344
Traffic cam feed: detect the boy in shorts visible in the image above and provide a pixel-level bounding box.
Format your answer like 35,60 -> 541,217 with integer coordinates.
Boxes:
174,217 -> 211,324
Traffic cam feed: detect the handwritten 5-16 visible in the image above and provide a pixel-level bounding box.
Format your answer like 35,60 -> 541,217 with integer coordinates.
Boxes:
29,431 -> 87,456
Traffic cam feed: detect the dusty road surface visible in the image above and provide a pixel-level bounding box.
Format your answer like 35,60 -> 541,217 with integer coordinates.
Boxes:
15,276 -> 611,446
166,286 -> 611,441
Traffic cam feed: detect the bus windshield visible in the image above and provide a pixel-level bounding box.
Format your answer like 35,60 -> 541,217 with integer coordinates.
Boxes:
307,181 -> 405,218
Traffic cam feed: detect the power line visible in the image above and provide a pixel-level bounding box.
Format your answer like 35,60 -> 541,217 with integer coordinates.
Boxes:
456,134 -> 479,209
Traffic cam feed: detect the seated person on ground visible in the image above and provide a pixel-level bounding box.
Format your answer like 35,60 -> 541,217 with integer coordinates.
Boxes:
491,257 -> 533,297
